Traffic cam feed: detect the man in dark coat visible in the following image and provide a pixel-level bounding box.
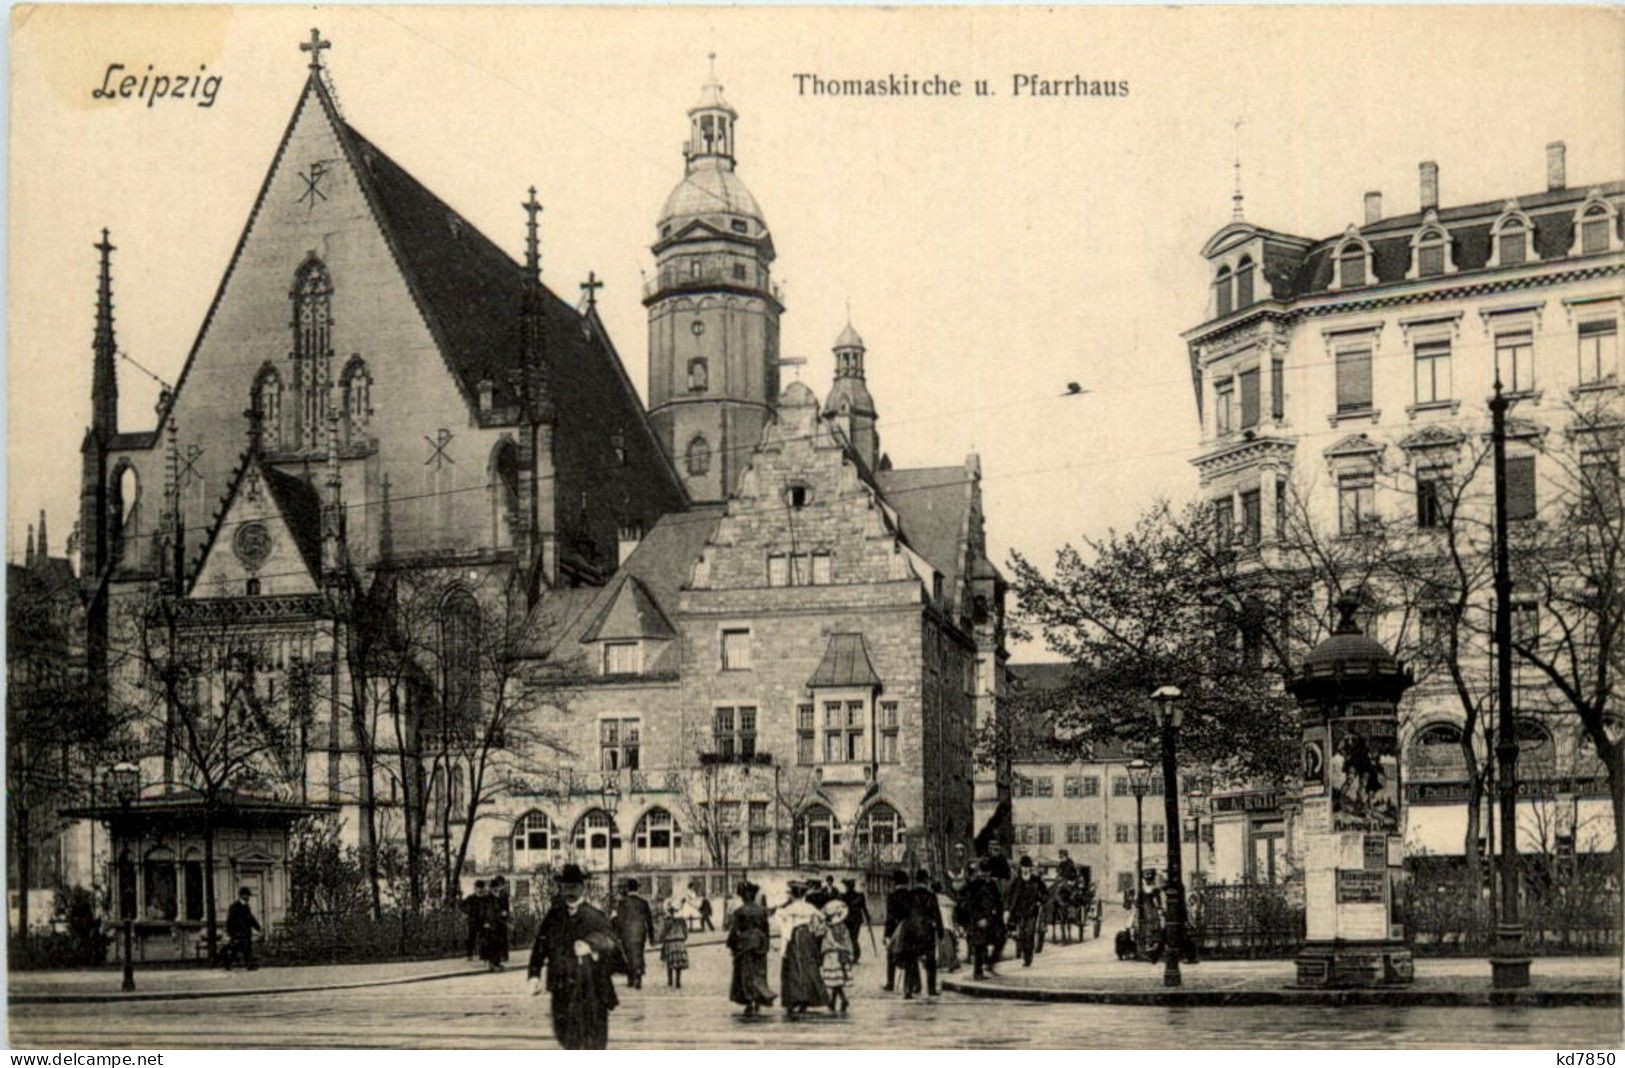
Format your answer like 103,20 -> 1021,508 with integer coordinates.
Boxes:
464,880 -> 489,961
528,864 -> 623,1049
221,887 -> 261,970
880,869 -> 912,992
984,841 -> 1013,883
1056,850 -> 1080,884
955,860 -> 1005,980
839,877 -> 870,963
1005,856 -> 1048,967
612,878 -> 655,989
907,869 -> 944,996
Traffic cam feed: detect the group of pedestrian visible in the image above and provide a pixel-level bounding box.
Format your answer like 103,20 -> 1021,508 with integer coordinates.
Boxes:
463,876 -> 512,970
517,845 -> 1085,1049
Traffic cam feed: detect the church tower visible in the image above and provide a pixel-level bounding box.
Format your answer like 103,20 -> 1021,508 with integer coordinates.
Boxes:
646,60 -> 781,503
824,321 -> 879,471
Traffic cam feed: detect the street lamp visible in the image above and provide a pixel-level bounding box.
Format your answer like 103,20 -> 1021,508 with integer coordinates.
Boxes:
1186,788 -> 1207,888
602,780 -> 622,905
1151,685 -> 1187,987
109,762 -> 139,992
1126,756 -> 1151,952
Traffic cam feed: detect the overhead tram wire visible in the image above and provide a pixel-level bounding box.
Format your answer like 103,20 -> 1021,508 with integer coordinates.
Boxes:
103,335 -> 1592,560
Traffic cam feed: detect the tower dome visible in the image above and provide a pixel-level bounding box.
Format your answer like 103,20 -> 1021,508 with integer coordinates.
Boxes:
655,60 -> 769,241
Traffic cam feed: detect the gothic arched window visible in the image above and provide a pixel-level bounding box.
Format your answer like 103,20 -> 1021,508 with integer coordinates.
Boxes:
440,589 -> 482,735
686,435 -> 711,477
341,357 -> 371,443
291,257 -> 334,446
253,366 -> 283,446
491,440 -> 521,549
109,462 -> 140,566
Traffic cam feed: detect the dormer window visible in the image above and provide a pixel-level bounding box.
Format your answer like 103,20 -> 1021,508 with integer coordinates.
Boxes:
1338,244 -> 1367,288
1490,202 -> 1538,269
1214,265 -> 1233,317
1571,193 -> 1621,257
1499,219 -> 1527,266
603,641 -> 641,675
1235,256 -> 1255,307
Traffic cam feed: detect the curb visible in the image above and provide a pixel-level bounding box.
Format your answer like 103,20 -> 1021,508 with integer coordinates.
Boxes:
941,978 -> 1623,1008
10,966 -> 493,1006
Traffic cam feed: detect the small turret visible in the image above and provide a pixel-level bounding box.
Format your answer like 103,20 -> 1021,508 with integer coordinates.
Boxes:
824,320 -> 879,471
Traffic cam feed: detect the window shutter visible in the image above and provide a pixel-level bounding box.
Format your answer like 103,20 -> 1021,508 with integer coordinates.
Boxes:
1506,456 -> 1536,520
1336,348 -> 1373,411
1239,368 -> 1260,428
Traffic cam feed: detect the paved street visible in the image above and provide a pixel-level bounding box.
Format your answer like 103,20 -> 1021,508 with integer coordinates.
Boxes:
11,942 -> 1621,1049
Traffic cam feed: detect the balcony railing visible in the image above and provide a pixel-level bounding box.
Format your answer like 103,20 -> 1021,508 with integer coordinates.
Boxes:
644,262 -> 780,301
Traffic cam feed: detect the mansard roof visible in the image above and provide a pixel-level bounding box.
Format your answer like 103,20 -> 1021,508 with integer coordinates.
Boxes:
1201,180 -> 1624,312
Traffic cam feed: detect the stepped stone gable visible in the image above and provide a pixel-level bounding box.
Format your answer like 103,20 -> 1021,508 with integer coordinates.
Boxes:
691,382 -> 917,593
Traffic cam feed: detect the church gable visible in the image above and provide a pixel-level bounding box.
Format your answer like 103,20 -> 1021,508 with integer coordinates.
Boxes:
691,382 -> 918,591
156,72 -> 475,564
189,460 -> 322,598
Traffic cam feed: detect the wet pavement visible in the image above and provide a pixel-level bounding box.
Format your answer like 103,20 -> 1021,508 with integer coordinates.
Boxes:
10,942 -> 1622,1049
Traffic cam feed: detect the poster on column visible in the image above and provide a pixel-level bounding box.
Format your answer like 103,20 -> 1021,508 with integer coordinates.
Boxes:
1330,718 -> 1400,832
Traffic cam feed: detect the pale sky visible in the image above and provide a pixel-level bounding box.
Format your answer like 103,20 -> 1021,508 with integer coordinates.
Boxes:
10,6 -> 1623,660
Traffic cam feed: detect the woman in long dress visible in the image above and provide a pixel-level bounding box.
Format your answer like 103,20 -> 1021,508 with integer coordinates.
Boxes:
726,882 -> 775,1016
776,880 -> 828,1017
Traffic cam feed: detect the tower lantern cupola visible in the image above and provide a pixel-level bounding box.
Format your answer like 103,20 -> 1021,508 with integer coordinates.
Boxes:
824,320 -> 880,472
685,55 -> 738,168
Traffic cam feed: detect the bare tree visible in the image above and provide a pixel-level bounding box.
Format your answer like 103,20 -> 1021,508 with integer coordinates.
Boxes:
1507,396 -> 1625,853
134,592 -> 306,958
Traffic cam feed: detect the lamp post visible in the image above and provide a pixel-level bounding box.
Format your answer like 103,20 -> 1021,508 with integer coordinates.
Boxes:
1187,788 -> 1207,887
1126,757 -> 1151,953
109,762 -> 139,992
602,780 -> 622,904
1151,684 -> 1187,988
1489,378 -> 1531,989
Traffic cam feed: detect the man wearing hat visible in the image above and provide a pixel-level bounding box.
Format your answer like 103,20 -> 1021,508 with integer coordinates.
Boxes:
464,880 -> 490,961
528,864 -> 623,1049
838,877 -> 871,963
221,886 -> 260,970
1005,856 -> 1048,967
954,860 -> 1005,980
612,877 -> 655,989
880,869 -> 912,992
906,869 -> 944,996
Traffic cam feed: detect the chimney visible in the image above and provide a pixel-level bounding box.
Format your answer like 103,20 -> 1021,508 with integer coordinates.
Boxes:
1547,141 -> 1566,191
1420,161 -> 1439,212
617,524 -> 643,568
1364,191 -> 1383,225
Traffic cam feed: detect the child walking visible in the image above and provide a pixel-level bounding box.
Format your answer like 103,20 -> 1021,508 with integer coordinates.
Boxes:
818,900 -> 854,1014
659,900 -> 690,988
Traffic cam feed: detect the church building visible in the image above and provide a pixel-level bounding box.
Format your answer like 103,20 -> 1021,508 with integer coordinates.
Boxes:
73,34 -> 1008,930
